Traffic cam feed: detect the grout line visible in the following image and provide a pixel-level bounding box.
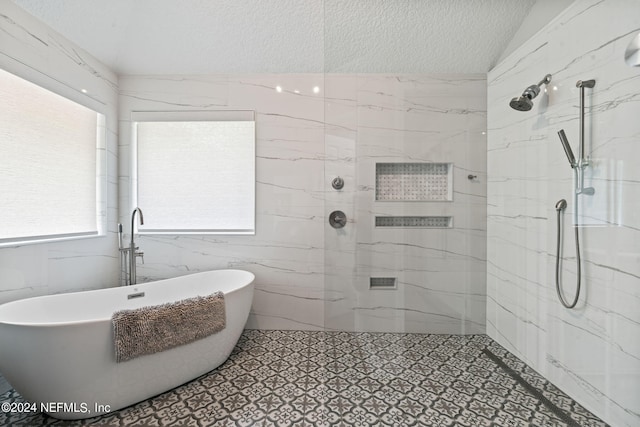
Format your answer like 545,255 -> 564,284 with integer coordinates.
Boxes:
482,348 -> 581,427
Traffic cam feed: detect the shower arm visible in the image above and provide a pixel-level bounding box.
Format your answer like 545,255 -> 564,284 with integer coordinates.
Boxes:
537,75 -> 552,88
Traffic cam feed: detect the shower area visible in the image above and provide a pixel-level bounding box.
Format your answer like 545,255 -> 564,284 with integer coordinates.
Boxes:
0,0 -> 639,426
322,73 -> 487,334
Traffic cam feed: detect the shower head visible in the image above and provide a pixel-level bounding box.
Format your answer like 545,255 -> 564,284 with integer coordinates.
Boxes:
557,129 -> 576,167
509,74 -> 552,111
555,199 -> 567,211
509,95 -> 534,111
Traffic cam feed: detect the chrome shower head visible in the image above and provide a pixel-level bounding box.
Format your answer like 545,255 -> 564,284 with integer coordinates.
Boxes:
509,96 -> 533,111
555,199 -> 567,211
509,74 -> 552,111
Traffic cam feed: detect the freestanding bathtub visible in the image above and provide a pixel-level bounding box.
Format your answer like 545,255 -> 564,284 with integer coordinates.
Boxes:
0,269 -> 254,420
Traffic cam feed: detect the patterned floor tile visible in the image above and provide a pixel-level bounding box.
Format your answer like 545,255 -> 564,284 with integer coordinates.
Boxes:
0,330 -> 610,426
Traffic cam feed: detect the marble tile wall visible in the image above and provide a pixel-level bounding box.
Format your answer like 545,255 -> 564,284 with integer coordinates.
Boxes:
119,74 -> 327,330
324,74 -> 487,333
486,1 -> 640,426
0,2 -> 119,304
120,73 -> 487,333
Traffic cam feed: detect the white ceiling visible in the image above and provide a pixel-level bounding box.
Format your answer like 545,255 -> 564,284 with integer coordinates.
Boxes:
11,0 -> 538,75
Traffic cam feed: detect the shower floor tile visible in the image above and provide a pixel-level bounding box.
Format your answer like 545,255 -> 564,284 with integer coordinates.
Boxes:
0,330 -> 609,426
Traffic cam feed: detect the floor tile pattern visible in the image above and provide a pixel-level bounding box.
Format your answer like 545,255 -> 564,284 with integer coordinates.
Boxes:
0,330 -> 609,426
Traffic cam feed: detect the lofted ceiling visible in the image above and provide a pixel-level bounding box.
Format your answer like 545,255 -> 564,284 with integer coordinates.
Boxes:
11,0 -> 538,75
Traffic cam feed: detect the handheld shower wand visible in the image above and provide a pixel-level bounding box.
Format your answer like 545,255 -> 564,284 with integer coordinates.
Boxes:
557,130 -> 576,167
553,77 -> 597,310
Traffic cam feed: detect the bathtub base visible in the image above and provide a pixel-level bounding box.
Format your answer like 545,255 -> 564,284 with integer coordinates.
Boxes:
0,269 -> 254,420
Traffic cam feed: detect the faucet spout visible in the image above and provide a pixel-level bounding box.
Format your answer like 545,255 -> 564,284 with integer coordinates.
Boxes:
130,208 -> 144,246
129,208 -> 144,285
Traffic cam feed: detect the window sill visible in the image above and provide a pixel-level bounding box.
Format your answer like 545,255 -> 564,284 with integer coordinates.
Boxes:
0,232 -> 104,248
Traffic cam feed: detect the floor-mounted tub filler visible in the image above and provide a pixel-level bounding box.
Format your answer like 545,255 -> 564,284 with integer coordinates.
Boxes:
0,269 -> 254,420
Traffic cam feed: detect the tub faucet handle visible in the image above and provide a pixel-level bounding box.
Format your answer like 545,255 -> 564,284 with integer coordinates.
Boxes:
136,250 -> 145,264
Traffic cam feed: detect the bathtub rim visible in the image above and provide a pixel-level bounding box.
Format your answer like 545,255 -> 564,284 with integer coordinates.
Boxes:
0,269 -> 255,327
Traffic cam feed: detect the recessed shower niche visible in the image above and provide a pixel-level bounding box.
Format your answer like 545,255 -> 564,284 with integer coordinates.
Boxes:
375,162 -> 453,201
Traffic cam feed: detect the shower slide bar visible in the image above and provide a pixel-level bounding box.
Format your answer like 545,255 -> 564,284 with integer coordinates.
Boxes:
554,78 -> 596,309
557,79 -> 596,196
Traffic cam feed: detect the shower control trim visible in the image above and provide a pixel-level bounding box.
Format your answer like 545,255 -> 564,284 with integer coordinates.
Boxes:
331,177 -> 344,190
329,210 -> 347,229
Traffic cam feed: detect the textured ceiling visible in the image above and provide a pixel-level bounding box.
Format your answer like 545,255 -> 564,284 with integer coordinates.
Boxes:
11,0 -> 537,75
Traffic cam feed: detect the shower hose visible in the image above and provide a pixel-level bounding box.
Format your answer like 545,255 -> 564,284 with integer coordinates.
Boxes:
555,201 -> 581,309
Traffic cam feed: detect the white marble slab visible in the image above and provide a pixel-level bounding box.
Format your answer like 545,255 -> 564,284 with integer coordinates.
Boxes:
324,74 -> 487,333
119,74 -> 327,330
487,1 -> 640,426
120,73 -> 487,333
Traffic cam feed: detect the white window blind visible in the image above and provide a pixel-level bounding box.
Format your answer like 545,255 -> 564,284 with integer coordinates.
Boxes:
133,111 -> 255,234
0,68 -> 104,245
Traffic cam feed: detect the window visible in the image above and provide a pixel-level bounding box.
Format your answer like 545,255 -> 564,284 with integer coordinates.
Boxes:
132,111 -> 255,235
0,68 -> 106,246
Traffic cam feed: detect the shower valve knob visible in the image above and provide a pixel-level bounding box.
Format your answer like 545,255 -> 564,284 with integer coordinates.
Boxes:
331,177 -> 344,190
329,210 -> 347,229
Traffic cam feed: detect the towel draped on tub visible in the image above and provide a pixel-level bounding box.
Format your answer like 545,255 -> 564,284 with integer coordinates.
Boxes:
112,291 -> 226,363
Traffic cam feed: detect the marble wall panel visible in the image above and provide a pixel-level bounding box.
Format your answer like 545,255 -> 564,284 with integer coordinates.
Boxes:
487,1 -> 640,425
121,73 -> 487,333
325,74 -> 487,334
119,74 -> 327,330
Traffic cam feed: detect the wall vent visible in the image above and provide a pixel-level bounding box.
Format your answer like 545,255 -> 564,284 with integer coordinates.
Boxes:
375,216 -> 452,228
369,277 -> 397,289
375,162 -> 452,201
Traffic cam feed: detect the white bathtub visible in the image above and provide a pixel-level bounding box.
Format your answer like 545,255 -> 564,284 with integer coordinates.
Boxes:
0,269 -> 254,420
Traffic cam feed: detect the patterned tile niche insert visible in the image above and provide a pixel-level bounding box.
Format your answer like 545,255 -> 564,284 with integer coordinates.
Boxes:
375,216 -> 452,228
0,330 -> 609,427
375,163 -> 452,201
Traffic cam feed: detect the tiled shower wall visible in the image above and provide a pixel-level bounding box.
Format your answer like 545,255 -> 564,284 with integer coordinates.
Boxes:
324,75 -> 487,333
0,2 -> 119,304
486,1 -> 640,426
120,73 -> 487,333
